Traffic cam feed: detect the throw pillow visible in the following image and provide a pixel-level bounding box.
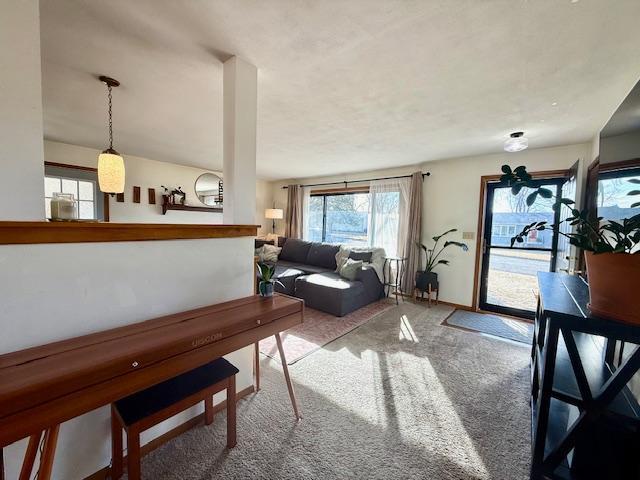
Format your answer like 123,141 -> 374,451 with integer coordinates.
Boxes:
349,251 -> 372,263
339,258 -> 363,281
254,246 -> 264,259
261,244 -> 282,263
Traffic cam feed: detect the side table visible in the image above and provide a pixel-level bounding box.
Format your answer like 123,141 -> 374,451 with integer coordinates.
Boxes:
383,256 -> 407,305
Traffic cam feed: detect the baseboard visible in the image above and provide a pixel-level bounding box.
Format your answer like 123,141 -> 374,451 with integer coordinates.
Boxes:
83,384 -> 255,480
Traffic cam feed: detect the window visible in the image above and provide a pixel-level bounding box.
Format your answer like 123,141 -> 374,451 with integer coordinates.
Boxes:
597,168 -> 640,222
308,192 -> 370,246
44,175 -> 97,220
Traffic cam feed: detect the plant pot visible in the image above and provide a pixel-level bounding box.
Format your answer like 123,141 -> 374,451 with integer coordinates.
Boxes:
415,271 -> 438,293
259,281 -> 274,298
585,251 -> 640,325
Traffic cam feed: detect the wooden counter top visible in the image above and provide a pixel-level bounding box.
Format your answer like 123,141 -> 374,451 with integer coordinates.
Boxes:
0,221 -> 258,244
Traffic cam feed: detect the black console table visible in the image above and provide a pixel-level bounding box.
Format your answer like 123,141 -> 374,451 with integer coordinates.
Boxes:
531,272 -> 640,479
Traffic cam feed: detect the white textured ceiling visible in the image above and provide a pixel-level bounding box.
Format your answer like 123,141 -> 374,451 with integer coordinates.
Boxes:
40,0 -> 640,180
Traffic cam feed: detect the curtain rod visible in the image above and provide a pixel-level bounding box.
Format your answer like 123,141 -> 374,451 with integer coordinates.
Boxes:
281,172 -> 430,189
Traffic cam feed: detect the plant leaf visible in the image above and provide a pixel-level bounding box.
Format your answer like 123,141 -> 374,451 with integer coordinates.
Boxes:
526,191 -> 538,206
501,165 -> 512,174
538,187 -> 553,199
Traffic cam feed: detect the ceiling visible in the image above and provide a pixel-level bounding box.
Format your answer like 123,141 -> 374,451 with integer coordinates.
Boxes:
40,0 -> 640,180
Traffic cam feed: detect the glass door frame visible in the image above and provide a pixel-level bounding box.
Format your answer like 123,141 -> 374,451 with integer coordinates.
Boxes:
478,177 -> 565,319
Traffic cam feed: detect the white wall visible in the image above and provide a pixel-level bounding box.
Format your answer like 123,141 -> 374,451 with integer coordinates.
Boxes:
269,143 -> 590,307
45,140 -> 271,229
1,237 -> 255,479
0,0 -> 45,220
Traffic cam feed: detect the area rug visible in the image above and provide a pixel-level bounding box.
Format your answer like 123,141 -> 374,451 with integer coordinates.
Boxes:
444,309 -> 533,344
260,300 -> 394,364
141,302 -> 531,480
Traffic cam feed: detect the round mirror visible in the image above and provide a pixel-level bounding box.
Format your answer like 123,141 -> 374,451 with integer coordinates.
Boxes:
194,173 -> 223,206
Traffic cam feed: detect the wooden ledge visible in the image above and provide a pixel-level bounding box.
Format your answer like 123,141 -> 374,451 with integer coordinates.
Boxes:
0,222 -> 258,245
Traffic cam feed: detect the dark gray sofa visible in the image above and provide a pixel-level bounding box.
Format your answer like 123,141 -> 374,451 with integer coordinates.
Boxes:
264,238 -> 384,317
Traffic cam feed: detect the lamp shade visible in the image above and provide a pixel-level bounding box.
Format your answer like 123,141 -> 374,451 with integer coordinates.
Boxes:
265,208 -> 284,219
98,151 -> 125,194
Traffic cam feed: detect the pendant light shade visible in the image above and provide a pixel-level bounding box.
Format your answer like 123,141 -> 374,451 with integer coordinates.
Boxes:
97,76 -> 125,194
98,149 -> 125,194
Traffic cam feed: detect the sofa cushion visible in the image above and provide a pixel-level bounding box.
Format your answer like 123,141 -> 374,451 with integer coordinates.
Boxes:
294,272 -> 366,317
273,264 -> 306,295
349,251 -> 372,263
339,258 -> 363,281
255,239 -> 274,249
306,243 -> 339,269
277,260 -> 330,275
280,239 -> 312,263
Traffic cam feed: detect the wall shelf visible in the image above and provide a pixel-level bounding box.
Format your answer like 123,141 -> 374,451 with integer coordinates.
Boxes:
162,203 -> 223,215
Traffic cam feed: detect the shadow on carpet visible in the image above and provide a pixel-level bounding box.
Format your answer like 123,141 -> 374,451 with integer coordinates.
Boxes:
260,300 -> 394,364
444,309 -> 533,344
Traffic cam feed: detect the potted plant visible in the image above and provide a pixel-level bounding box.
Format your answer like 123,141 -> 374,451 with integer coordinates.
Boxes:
416,229 -> 469,297
256,263 -> 284,298
500,164 -> 640,324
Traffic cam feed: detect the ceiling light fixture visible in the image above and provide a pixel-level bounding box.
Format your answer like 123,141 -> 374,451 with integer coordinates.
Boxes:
97,75 -> 125,194
504,132 -> 528,153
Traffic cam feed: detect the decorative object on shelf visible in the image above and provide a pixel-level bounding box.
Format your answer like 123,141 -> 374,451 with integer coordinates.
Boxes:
116,193 -> 124,203
500,164 -> 640,324
194,173 -> 223,206
148,188 -> 156,205
415,229 -> 468,303
504,131 -> 528,152
172,187 -> 186,205
50,193 -> 77,220
97,76 -> 125,194
265,208 -> 283,234
133,186 -> 140,203
256,263 -> 284,298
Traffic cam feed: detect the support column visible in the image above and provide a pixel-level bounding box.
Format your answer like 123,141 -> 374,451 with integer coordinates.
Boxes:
0,0 -> 45,220
223,56 -> 257,225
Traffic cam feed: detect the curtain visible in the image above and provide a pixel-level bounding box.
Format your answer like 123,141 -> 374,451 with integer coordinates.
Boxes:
368,177 -> 410,258
302,187 -> 311,240
285,184 -> 303,239
401,172 -> 423,294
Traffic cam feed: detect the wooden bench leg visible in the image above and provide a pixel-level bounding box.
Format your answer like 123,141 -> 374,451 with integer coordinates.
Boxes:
254,341 -> 261,392
38,425 -> 60,480
126,428 -> 141,480
18,431 -> 43,480
205,391 -> 214,425
226,375 -> 237,448
275,332 -> 302,421
111,405 -> 124,479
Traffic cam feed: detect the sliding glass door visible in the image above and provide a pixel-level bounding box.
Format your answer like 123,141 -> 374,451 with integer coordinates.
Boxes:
479,178 -> 565,319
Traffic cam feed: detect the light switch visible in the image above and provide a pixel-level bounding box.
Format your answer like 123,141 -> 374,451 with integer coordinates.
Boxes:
462,231 -> 475,240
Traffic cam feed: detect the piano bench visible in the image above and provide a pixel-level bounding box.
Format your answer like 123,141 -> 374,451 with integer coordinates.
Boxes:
110,358 -> 239,480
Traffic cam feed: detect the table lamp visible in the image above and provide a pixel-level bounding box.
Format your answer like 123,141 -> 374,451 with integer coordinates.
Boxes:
265,208 -> 283,235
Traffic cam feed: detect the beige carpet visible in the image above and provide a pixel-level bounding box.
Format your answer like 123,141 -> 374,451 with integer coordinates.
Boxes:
138,303 -> 531,479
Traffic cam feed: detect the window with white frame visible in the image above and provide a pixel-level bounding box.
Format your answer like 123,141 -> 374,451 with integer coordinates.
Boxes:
44,175 -> 97,220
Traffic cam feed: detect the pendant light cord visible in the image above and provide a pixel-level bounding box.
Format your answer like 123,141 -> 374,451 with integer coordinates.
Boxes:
107,84 -> 114,150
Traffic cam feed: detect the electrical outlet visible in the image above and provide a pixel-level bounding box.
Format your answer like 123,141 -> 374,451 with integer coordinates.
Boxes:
462,231 -> 475,240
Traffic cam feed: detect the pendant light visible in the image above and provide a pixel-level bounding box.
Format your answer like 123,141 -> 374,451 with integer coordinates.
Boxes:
97,76 -> 125,194
504,131 -> 528,153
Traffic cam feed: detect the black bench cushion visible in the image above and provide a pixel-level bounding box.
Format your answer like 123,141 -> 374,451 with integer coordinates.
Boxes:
114,358 -> 238,426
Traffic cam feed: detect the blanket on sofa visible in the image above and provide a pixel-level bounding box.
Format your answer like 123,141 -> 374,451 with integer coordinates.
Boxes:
335,246 -> 386,282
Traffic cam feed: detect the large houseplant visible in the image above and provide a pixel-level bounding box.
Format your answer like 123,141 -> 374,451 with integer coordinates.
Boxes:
500,165 -> 640,324
415,229 -> 468,295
